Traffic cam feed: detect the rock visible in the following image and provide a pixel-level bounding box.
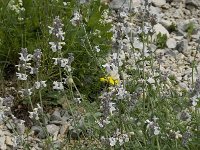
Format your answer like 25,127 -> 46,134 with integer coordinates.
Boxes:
59,123 -> 70,137
131,0 -> 142,7
183,8 -> 191,16
166,38 -> 177,48
153,23 -> 170,40
0,136 -> 6,150
68,129 -> 82,140
191,34 -> 200,39
31,126 -> 46,139
174,36 -> 184,40
173,9 -> 184,19
109,0 -> 132,9
5,136 -> 13,146
46,124 -> 60,135
150,6 -> 164,21
176,53 -> 185,60
160,19 -> 173,29
0,113 -> 4,125
50,108 -> 62,121
185,0 -> 200,8
161,3 -> 170,9
176,39 -> 189,52
52,140 -> 61,149
152,0 -> 166,7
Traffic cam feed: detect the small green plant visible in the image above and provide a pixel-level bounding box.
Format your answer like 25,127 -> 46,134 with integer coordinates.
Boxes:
186,22 -> 195,40
168,22 -> 177,33
156,32 -> 167,48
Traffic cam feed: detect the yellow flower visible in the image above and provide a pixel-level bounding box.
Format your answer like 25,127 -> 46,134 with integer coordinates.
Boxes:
100,76 -> 119,85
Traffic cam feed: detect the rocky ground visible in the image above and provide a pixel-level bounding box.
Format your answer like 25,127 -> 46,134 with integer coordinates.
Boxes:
0,0 -> 200,149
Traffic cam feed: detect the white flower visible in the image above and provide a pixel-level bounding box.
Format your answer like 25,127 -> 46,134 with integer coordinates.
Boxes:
112,53 -> 118,60
49,42 -> 57,52
52,58 -> 60,65
56,29 -> 65,40
154,126 -> 160,135
190,95 -> 199,106
29,104 -> 41,120
49,42 -> 65,52
102,118 -> 110,125
147,77 -> 155,84
97,121 -> 104,128
16,73 -> 28,80
117,86 -> 127,99
124,134 -> 129,142
19,89 -> 32,97
19,52 -> 32,62
53,81 -> 64,90
120,11 -> 127,18
94,45 -> 100,52
109,137 -> 117,147
57,42 -> 65,50
145,119 -> 160,135
118,136 -> 124,146
35,81 -> 40,89
34,81 -> 47,89
60,58 -> 69,67
118,134 -> 129,146
109,102 -> 116,115
29,67 -> 38,74
70,11 -> 82,26
48,26 -> 54,34
65,65 -> 72,72
175,132 -> 182,139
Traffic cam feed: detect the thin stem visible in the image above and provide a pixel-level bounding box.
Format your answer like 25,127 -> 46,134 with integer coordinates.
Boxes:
156,136 -> 161,150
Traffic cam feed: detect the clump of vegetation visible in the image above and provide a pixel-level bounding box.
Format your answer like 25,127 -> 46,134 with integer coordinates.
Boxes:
168,22 -> 177,33
156,32 -> 167,48
186,22 -> 196,40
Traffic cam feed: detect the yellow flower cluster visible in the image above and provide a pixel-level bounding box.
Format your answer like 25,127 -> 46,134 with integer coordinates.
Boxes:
100,76 -> 119,85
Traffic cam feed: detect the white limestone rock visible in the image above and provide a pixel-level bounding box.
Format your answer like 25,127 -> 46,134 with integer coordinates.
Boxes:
166,38 -> 177,48
152,0 -> 166,7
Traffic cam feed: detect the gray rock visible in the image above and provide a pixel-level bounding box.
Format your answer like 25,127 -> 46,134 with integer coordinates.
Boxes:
186,0 -> 200,8
154,23 -> 170,36
176,39 -> 189,52
5,136 -> 13,146
109,0 -> 133,9
68,129 -> 82,140
160,19 -> 173,28
0,136 -> 6,150
31,126 -> 46,139
52,140 -> 61,149
183,8 -> 191,16
174,36 -> 184,40
50,108 -> 62,121
166,38 -> 177,48
152,0 -> 166,7
150,6 -> 164,21
0,112 -> 4,124
46,124 -> 60,135
173,9 -> 184,19
60,123 -> 70,137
